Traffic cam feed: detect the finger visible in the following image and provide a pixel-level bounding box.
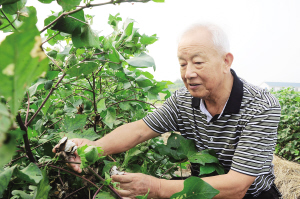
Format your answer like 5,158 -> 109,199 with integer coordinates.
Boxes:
52,144 -> 59,153
115,189 -> 132,197
112,174 -> 132,183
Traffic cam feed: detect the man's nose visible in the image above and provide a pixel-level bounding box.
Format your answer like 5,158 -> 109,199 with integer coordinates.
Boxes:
185,63 -> 197,79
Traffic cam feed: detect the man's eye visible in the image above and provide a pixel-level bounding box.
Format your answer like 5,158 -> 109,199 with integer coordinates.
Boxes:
180,64 -> 186,67
195,62 -> 203,65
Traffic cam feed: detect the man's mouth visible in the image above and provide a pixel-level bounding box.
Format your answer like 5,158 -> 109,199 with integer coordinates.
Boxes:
189,84 -> 200,86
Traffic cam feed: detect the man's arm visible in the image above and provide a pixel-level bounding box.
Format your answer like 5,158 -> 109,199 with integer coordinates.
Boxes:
94,119 -> 160,155
158,170 -> 256,199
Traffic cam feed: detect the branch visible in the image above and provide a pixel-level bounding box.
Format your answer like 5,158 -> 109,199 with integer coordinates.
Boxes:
92,185 -> 104,199
25,92 -> 30,125
92,73 -> 97,132
108,99 -> 157,109
0,9 -> 17,31
26,73 -> 66,126
73,93 -> 93,103
48,56 -> 64,72
0,12 -> 19,30
159,159 -> 188,179
66,15 -> 89,25
43,164 -> 100,189
16,114 -> 36,163
42,32 -> 60,46
87,166 -> 123,199
64,186 -> 87,199
6,155 -> 26,166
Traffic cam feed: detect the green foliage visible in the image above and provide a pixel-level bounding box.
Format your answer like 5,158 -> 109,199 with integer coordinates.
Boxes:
0,0 -> 221,198
170,177 -> 219,199
272,88 -> 300,162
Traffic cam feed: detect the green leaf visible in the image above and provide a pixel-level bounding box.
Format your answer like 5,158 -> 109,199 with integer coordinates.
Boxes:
0,165 -> 16,198
72,25 -> 100,48
103,107 -> 116,129
17,163 -> 43,185
33,168 -> 51,199
188,151 -> 219,165
152,0 -> 164,2
51,10 -> 85,34
97,98 -> 106,113
0,0 -> 19,5
126,52 -> 156,71
200,164 -> 216,175
11,190 -> 33,199
46,71 -> 59,80
119,101 -> 131,110
170,177 -> 219,199
67,61 -> 99,78
122,146 -> 143,167
95,191 -> 115,199
140,34 -> 158,45
0,132 -> 17,168
57,0 -> 81,11
0,103 -> 11,138
77,144 -> 103,168
28,79 -> 47,97
64,114 -> 87,132
2,0 -> 26,15
27,126 -> 38,139
38,0 -> 54,3
61,128 -> 101,141
0,7 -> 48,117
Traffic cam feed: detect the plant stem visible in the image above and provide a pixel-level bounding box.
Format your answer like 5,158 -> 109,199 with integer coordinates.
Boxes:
159,159 -> 187,179
38,118 -> 63,139
48,56 -> 64,72
64,186 -> 87,199
108,99 -> 157,109
0,12 -> 19,30
87,166 -> 123,199
0,9 -> 17,31
16,114 -> 36,163
25,92 -> 30,125
92,73 -> 97,132
92,185 -> 104,199
43,164 -> 100,189
6,155 -> 26,166
26,73 -> 66,127
31,135 -> 60,151
42,32 -> 60,46
70,83 -> 93,92
66,15 -> 89,25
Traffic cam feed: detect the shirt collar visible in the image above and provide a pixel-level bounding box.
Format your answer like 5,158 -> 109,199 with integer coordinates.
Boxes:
192,69 -> 244,115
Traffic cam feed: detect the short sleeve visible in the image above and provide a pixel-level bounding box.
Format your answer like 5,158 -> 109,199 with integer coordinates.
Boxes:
231,106 -> 281,176
143,92 -> 180,134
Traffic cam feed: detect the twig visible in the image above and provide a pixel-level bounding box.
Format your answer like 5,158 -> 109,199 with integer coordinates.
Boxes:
0,9 -> 17,31
92,73 -> 97,132
67,15 -> 89,25
16,114 -> 36,163
42,32 -> 60,46
31,135 -> 60,151
58,169 -> 64,185
64,186 -> 87,199
6,155 -> 26,166
25,92 -> 30,125
43,165 -> 100,189
92,185 -> 104,199
48,56 -> 64,72
73,93 -> 94,103
107,99 -> 157,109
38,118 -> 63,139
26,73 -> 66,126
70,83 -> 93,92
89,59 -> 121,64
87,166 -> 123,199
108,155 -> 116,162
159,159 -> 187,179
0,12 -> 19,30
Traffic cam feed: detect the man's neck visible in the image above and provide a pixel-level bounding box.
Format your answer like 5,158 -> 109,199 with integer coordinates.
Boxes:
204,73 -> 234,117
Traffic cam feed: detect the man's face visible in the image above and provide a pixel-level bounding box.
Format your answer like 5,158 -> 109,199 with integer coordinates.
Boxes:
177,29 -> 226,100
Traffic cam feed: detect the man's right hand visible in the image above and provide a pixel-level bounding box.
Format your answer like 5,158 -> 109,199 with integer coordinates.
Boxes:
52,138 -> 95,173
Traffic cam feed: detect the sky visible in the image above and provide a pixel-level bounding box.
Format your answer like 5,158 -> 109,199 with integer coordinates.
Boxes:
1,0 -> 300,86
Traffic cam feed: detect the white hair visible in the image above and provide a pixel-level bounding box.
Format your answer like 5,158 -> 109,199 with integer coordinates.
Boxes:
180,23 -> 230,54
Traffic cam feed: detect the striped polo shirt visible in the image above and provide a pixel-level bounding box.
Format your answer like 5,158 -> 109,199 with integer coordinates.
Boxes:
143,70 -> 281,197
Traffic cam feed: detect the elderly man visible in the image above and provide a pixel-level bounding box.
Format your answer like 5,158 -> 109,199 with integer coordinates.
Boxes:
53,24 -> 282,199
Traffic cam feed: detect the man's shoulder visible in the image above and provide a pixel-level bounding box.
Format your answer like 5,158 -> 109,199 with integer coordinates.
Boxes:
241,78 -> 280,109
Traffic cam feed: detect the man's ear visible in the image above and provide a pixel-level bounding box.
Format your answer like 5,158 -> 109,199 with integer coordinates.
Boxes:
223,52 -> 234,73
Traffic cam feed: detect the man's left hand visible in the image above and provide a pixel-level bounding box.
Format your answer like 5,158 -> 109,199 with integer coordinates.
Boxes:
112,173 -> 161,199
